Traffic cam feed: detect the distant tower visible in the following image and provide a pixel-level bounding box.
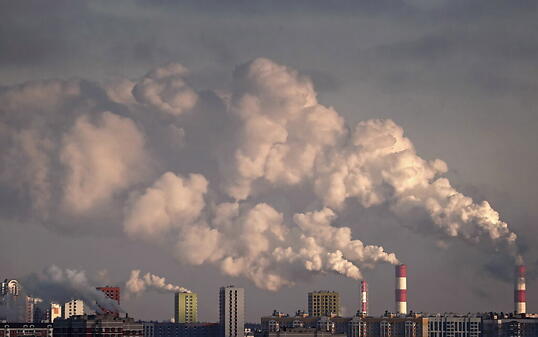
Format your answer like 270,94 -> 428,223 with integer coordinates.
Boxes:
62,299 -> 84,319
219,286 -> 244,337
1,279 -> 21,296
174,292 -> 198,323
395,264 -> 407,315
308,291 -> 341,317
360,281 -> 368,316
514,265 -> 527,314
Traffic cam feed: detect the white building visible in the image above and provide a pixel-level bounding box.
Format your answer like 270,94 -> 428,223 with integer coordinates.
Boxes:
219,285 -> 244,337
62,299 -> 84,319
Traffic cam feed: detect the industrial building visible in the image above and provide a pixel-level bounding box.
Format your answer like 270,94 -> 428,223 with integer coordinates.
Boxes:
308,291 -> 341,317
174,292 -> 198,323
219,285 -> 244,337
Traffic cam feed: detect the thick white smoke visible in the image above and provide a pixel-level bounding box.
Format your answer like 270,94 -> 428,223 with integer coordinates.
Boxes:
0,57 -> 520,290
21,265 -> 122,312
125,270 -> 191,295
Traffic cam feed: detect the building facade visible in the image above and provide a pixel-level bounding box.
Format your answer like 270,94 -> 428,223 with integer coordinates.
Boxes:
96,287 -> 121,304
174,292 -> 198,323
54,314 -> 143,337
144,322 -> 219,337
62,300 -> 84,319
219,286 -> 244,337
348,315 -> 429,337
97,287 -> 121,316
48,303 -> 62,323
482,315 -> 538,337
261,314 -> 350,337
428,315 -> 481,337
0,323 -> 53,337
308,292 -> 341,317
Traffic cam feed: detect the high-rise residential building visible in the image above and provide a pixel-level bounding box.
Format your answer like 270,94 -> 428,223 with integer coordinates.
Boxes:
49,303 -> 62,322
308,291 -> 341,317
62,299 -> 84,319
25,296 -> 42,323
96,286 -> 121,304
1,279 -> 21,297
219,285 -> 244,337
97,286 -> 120,315
174,292 -> 198,323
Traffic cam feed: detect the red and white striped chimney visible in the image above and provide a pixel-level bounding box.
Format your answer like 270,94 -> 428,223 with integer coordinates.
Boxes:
515,265 -> 526,314
360,280 -> 368,316
395,264 -> 407,315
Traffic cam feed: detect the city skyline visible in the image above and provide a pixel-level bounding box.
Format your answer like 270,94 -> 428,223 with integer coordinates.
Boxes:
1,0 -> 538,324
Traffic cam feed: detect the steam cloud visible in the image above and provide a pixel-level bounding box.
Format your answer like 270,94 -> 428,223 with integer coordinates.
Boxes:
21,265 -> 122,312
125,270 -> 191,295
0,58 -> 520,290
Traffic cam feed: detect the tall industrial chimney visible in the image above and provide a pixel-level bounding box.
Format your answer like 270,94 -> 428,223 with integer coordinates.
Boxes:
515,265 -> 527,315
395,264 -> 407,315
360,280 -> 368,316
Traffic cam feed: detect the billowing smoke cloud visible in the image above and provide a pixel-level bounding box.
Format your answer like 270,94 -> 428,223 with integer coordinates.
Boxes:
0,57 -> 520,290
21,265 -> 122,312
125,270 -> 191,295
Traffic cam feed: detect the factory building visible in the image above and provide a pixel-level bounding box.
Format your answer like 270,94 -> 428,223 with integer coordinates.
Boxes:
174,292 -> 198,323
308,291 -> 341,317
219,285 -> 244,337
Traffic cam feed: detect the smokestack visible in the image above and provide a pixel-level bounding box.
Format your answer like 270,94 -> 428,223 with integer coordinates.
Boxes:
395,264 -> 407,315
515,265 -> 526,315
360,280 -> 368,316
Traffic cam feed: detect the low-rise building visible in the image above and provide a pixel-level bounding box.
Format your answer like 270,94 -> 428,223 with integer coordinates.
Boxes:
427,314 -> 481,337
143,321 -> 218,337
0,323 -> 53,337
53,314 -> 143,337
261,312 -> 350,336
348,315 -> 428,337
482,313 -> 538,337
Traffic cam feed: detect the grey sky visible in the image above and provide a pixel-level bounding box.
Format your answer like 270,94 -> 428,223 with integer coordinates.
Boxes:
1,0 -> 537,323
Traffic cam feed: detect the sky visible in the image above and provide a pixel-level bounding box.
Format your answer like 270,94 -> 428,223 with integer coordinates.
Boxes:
1,0 -> 538,323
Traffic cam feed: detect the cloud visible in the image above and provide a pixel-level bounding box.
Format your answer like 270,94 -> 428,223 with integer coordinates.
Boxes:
0,57 -> 521,291
132,63 -> 198,116
60,111 -> 151,214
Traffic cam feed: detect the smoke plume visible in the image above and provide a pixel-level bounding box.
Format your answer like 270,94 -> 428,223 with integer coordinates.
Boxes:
125,270 -> 191,295
0,58 -> 520,290
21,265 -> 122,312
